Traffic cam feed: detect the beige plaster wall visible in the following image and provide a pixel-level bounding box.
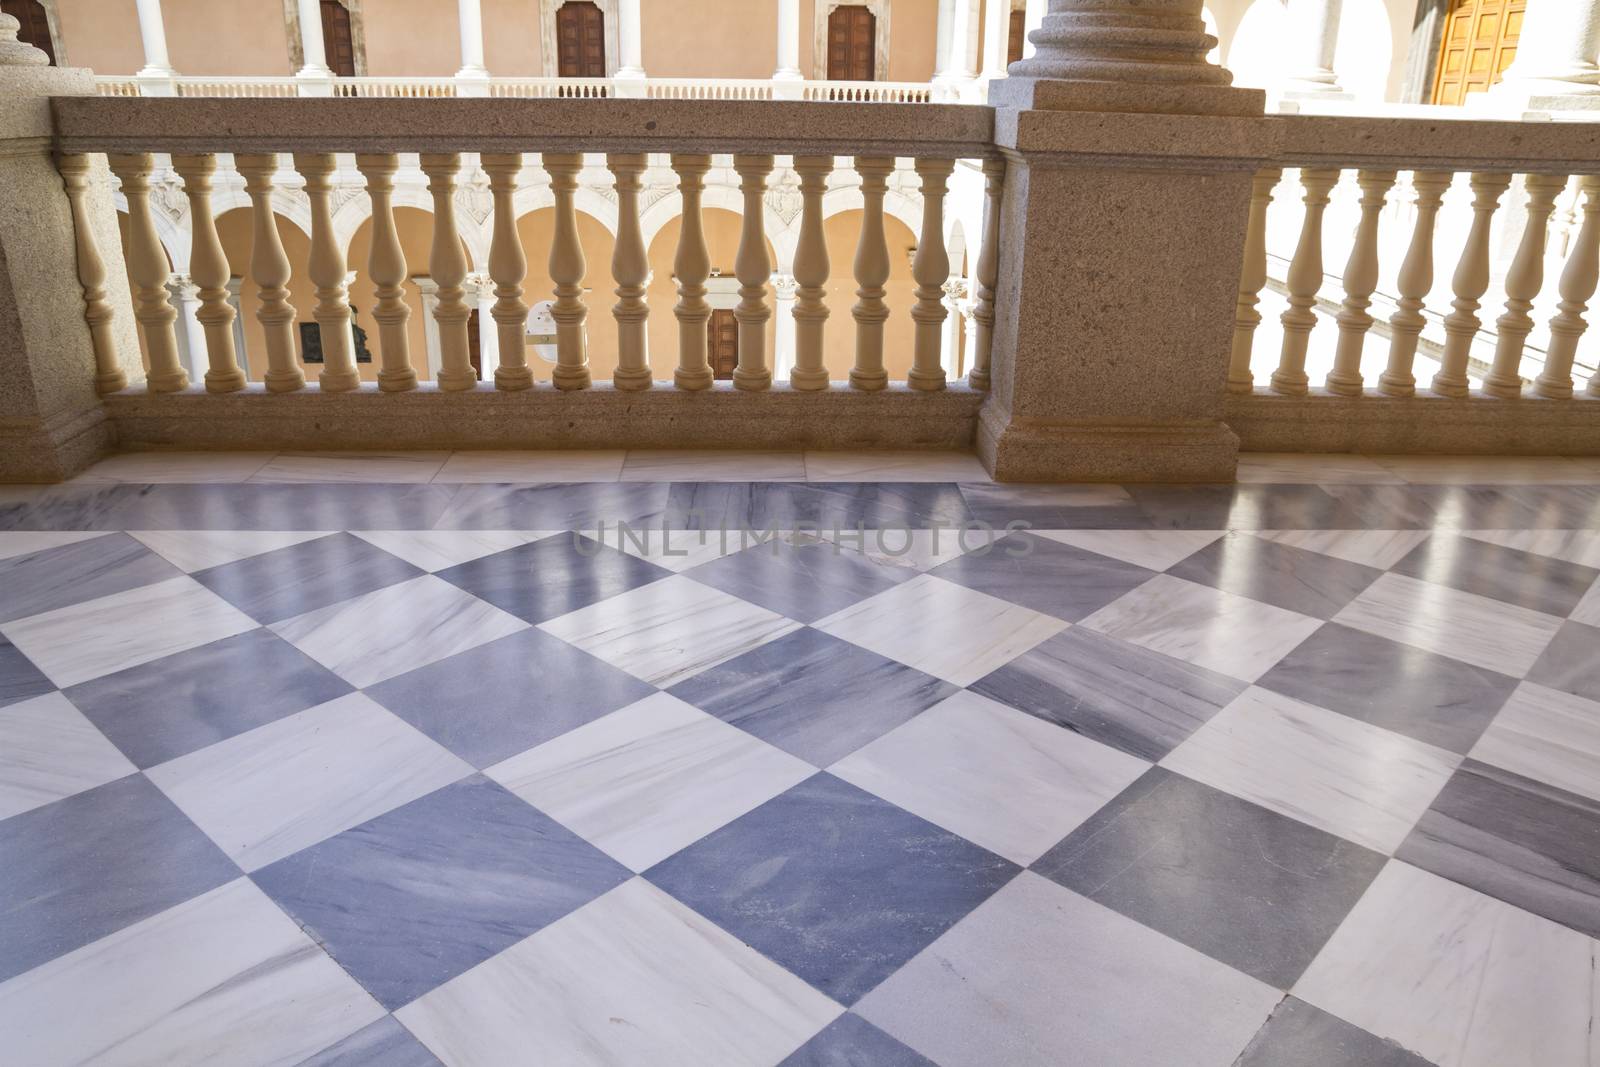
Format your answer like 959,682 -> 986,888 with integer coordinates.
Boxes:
361,0 -> 461,76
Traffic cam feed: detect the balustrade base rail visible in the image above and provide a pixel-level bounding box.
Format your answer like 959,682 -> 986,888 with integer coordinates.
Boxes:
101,384 -> 985,454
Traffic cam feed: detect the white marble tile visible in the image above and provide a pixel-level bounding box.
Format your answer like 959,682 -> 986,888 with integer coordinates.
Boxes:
71,451 -> 275,484
1461,530 -> 1600,569
1295,861 -> 1600,1067
433,450 -> 627,483
620,449 -> 807,482
1162,687 -> 1459,853
270,574 -> 528,688
1235,453 -> 1404,484
539,574 -> 799,687
351,530 -> 543,572
398,878 -> 842,1067
803,450 -> 991,482
808,527 -> 979,571
831,690 -> 1148,865
0,532 -> 111,563
606,526 -> 746,572
0,692 -> 136,821
1253,529 -> 1431,570
1569,578 -> 1600,628
146,692 -> 470,871
1471,682 -> 1600,803
815,574 -> 1068,687
0,576 -> 258,688
1080,574 -> 1323,683
1334,571 -> 1565,678
250,452 -> 451,483
488,692 -> 814,871
1369,455 -> 1596,485
130,530 -> 332,573
0,878 -> 384,1067
1032,529 -> 1224,571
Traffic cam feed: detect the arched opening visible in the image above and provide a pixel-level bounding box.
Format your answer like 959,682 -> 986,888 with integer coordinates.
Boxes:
828,5 -> 877,80
3,0 -> 55,65
320,0 -> 357,78
645,209 -> 778,382
557,0 -> 607,77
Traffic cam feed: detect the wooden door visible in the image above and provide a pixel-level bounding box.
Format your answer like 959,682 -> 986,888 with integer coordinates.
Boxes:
320,0 -> 357,77
467,308 -> 483,380
708,310 -> 738,380
1431,0 -> 1524,105
2,0 -> 54,65
1007,9 -> 1026,66
557,0 -> 607,78
827,5 -> 876,80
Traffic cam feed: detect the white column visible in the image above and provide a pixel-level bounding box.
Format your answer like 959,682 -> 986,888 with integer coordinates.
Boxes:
465,272 -> 499,379
414,277 -> 444,380
165,276 -> 209,383
940,278 -> 966,377
1283,0 -> 1345,96
935,0 -> 977,94
295,0 -> 335,95
773,274 -> 798,382
1491,0 -> 1600,107
134,0 -> 177,94
980,0 -> 1011,81
456,0 -> 491,95
615,0 -> 646,93
1022,0 -> 1045,60
774,0 -> 803,97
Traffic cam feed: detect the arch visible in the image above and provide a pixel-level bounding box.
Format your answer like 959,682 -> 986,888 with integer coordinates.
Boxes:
540,0 -> 620,77
819,185 -> 924,243
282,0 -> 368,76
638,186 -> 795,272
111,194 -> 190,274
813,0 -> 890,81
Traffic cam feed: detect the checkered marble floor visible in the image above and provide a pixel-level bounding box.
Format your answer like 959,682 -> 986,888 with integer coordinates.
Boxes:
4,471 -> 1600,1066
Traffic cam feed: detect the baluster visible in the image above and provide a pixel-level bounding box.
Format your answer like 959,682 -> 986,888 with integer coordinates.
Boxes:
170,154 -> 247,392
1432,172 -> 1512,397
1324,169 -> 1397,396
355,153 -> 417,392
968,157 -> 1005,390
1379,171 -> 1452,397
108,154 -> 187,393
235,154 -> 305,392
790,155 -> 832,390
57,154 -> 127,395
1272,167 -> 1340,395
733,153 -> 774,391
482,153 -> 534,391
294,152 -> 361,392
1483,174 -> 1566,398
1227,167 -> 1281,394
608,152 -> 652,390
420,153 -> 478,390
671,154 -> 713,390
909,157 -> 955,391
850,156 -> 895,391
543,152 -> 592,389
1538,174 -> 1600,398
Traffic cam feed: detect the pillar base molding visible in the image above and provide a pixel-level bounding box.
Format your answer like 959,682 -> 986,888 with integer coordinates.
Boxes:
977,405 -> 1239,482
0,404 -> 115,483
989,75 -> 1264,117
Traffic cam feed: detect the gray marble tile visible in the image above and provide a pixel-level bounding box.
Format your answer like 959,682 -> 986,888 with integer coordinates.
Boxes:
0,635 -> 52,710
296,1017 -> 443,1067
781,482 -> 976,532
0,773 -> 238,984
1033,767 -> 1387,988
431,482 -> 671,531
0,531 -> 108,563
779,1013 -> 936,1067
959,482 -> 1149,529
0,483 -> 151,531
1527,621 -> 1600,705
0,878 -> 384,1067
669,626 -> 956,767
64,628 -> 352,768
1234,998 -> 1436,1067
1256,622 -> 1518,754
396,878 -> 842,1067
435,534 -> 670,625
855,872 -> 1280,1067
0,692 -> 136,821
1462,529 -> 1600,569
1030,528 -> 1224,571
1392,534 -> 1600,617
971,627 -> 1248,762
351,529 -> 539,571
928,531 -> 1158,622
131,529 -> 333,573
1167,532 -> 1384,619
1295,860 -> 1600,1067
684,538 -> 915,623
1129,484 -> 1349,530
1397,759 -> 1600,939
253,775 -> 630,1010
194,532 -> 424,625
1252,529 -> 1431,570
1471,682 -> 1600,803
0,532 -> 176,624
365,627 -> 655,768
645,773 -> 1019,1005
106,483 -> 460,532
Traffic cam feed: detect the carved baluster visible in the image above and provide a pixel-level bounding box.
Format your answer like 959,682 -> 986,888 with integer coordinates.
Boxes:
909,157 -> 954,391
1227,167 -> 1281,394
355,153 -> 417,391
1379,171 -> 1452,397
170,154 -> 246,392
108,153 -> 187,393
968,157 -> 1005,390
420,153 -> 478,390
58,154 -> 127,394
1538,175 -> 1600,398
294,152 -> 360,392
1483,174 -> 1566,398
543,152 -> 592,389
850,156 -> 895,391
608,152 -> 651,390
671,154 -> 713,390
481,153 -> 533,391
1433,172 -> 1512,397
1272,167 -> 1339,395
235,154 -> 305,392
790,154 -> 832,390
1324,169 -> 1397,396
733,153 -> 774,391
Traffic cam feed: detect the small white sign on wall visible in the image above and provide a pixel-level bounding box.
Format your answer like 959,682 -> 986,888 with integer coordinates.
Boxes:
525,301 -> 559,364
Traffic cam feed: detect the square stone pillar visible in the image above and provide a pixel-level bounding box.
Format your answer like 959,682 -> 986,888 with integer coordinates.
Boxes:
976,0 -> 1276,482
0,24 -> 141,482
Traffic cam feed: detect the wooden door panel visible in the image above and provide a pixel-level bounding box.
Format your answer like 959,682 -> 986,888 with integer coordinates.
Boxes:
1432,0 -> 1525,105
708,310 -> 738,380
827,5 -> 875,80
1007,9 -> 1026,66
558,0 -> 607,78
321,1 -> 356,77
